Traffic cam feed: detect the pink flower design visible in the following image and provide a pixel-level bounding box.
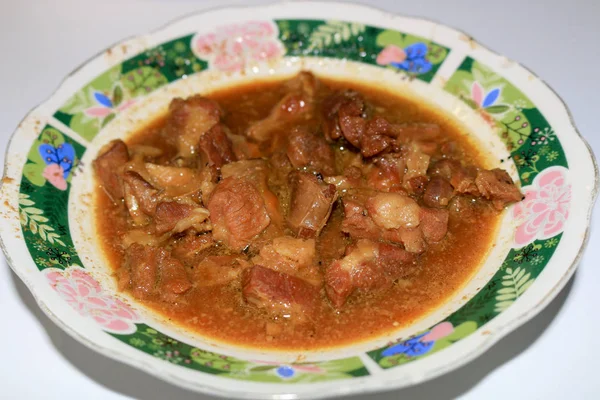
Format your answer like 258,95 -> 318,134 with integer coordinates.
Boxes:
44,266 -> 140,334
42,164 -> 67,190
513,166 -> 571,247
84,90 -> 136,120
192,21 -> 284,72
376,45 -> 407,66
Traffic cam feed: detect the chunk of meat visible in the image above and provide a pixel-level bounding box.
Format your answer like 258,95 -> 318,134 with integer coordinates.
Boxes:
283,71 -> 319,96
242,265 -> 319,321
94,140 -> 129,201
423,176 -> 454,208
286,128 -> 335,175
317,207 -> 349,266
193,255 -> 248,287
120,243 -> 157,298
419,208 -> 449,243
366,192 -> 421,229
287,171 -> 338,238
341,191 -> 428,253
221,160 -> 284,227
122,171 -> 159,225
197,124 -> 236,168
364,154 -> 405,192
159,253 -> 194,300
430,159 -> 480,195
359,116 -> 399,157
165,95 -> 222,158
475,169 -> 523,210
207,177 -> 271,250
403,144 -> 430,186
324,166 -> 364,190
154,201 -> 210,235
321,90 -> 366,142
252,236 -> 321,286
340,194 -> 383,241
323,92 -> 437,157
399,227 -> 426,253
247,73 -> 317,142
325,240 -> 417,308
143,163 -> 204,197
268,151 -> 294,186
144,163 -> 197,188
121,244 -> 191,302
171,234 -> 215,265
405,176 -> 429,195
227,131 -> 262,160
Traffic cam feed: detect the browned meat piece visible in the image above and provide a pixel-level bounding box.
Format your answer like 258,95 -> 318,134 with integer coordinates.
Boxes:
364,154 -> 405,192
164,95 -> 222,158
283,71 -> 319,96
197,124 -> 236,168
287,171 -> 338,238
366,192 -> 421,230
207,177 -> 271,250
420,208 -> 449,243
171,233 -> 215,265
341,191 -> 430,253
227,132 -> 262,160
324,165 -> 364,190
360,133 -> 393,157
252,236 -> 321,286
405,176 -> 429,195
122,171 -> 159,225
159,253 -> 193,299
430,159 -> 480,195
286,128 -> 335,175
423,176 -> 454,208
121,244 -> 191,301
475,169 -> 523,210
121,243 -> 157,298
268,151 -> 294,186
193,255 -> 248,287
399,227 -> 426,253
325,239 -> 417,308
247,73 -> 317,142
321,90 -> 366,142
154,201 -> 210,235
221,160 -> 284,227
242,265 -> 319,320
359,116 -> 398,157
94,139 -> 129,201
340,195 -> 383,241
323,93 -> 439,158
317,208 -> 349,267
403,144 -> 430,187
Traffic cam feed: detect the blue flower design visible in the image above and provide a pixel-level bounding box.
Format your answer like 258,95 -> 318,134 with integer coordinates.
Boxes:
482,88 -> 500,108
94,91 -> 113,108
275,365 -> 295,379
38,142 -> 75,179
381,333 -> 435,357
390,43 -> 432,75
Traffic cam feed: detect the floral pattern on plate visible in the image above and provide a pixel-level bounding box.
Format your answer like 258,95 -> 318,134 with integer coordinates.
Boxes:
44,266 -> 140,334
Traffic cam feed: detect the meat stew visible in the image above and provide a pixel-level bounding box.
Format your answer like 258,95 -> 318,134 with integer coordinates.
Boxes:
94,72 -> 523,349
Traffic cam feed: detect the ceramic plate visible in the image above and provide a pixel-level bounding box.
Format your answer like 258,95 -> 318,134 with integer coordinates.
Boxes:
1,2 -> 597,398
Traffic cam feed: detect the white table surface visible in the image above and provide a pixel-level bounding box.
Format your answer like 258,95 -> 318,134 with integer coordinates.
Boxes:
1,0 -> 598,398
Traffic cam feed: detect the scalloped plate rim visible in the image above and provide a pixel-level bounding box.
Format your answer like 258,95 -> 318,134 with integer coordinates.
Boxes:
0,1 -> 598,399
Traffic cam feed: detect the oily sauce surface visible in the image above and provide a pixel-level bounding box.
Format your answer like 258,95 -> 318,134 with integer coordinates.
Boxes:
96,77 -> 500,350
